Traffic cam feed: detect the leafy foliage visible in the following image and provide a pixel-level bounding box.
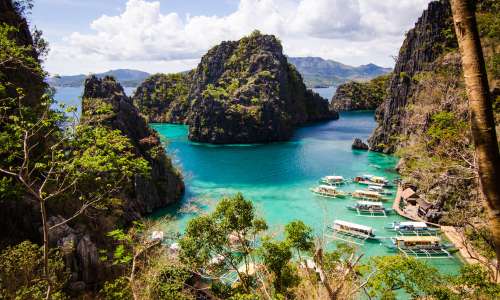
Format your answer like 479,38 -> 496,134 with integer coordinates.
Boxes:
0,241 -> 70,300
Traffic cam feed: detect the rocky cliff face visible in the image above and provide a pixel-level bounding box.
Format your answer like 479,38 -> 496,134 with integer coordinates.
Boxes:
368,0 -> 454,153
0,0 -> 46,107
330,74 -> 390,111
83,75 -> 185,213
133,33 -> 338,144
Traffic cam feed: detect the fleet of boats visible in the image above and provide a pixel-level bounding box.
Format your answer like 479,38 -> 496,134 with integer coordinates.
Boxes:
315,173 -> 457,258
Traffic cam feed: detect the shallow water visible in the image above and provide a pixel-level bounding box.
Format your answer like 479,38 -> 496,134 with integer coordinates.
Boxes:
147,105 -> 464,277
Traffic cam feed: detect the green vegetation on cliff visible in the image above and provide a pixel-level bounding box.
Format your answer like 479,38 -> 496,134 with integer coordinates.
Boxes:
330,73 -> 391,110
133,30 -> 338,144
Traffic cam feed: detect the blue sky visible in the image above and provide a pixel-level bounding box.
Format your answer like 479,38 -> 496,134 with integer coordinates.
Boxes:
28,0 -> 433,76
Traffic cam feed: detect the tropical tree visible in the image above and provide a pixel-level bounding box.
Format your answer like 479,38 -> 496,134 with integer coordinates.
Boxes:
450,0 -> 500,268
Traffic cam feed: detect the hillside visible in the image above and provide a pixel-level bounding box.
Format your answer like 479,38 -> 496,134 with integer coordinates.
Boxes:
330,73 -> 391,111
46,69 -> 151,87
133,31 -> 338,144
287,56 -> 392,87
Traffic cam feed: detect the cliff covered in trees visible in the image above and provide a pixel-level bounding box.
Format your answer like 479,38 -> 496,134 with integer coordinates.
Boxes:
83,75 -> 185,213
0,1 -> 185,296
133,32 -> 338,144
368,0 -> 456,153
329,73 -> 391,110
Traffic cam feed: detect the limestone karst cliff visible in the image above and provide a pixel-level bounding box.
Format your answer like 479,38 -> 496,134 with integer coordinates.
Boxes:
330,74 -> 391,111
368,0 -> 455,153
83,75 -> 185,213
133,32 -> 339,144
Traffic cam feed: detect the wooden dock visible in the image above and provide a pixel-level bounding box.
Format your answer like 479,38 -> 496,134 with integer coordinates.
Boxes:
392,185 -> 440,227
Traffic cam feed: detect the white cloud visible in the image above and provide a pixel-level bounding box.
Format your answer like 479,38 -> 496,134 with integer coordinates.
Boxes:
49,0 -> 432,70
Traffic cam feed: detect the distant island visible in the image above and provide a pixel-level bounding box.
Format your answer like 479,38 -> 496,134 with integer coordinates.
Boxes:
45,69 -> 151,87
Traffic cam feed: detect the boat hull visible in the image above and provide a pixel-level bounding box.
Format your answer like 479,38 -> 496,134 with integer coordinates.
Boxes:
383,227 -> 440,232
346,207 -> 395,213
381,243 -> 456,250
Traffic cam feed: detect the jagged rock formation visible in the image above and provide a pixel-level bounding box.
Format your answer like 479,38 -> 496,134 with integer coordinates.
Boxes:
330,74 -> 391,111
352,138 -> 369,150
83,75 -> 185,213
134,33 -> 339,144
368,0 -> 454,153
0,0 -> 46,107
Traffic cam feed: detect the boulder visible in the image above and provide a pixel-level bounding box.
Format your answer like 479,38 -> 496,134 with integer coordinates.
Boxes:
352,138 -> 369,150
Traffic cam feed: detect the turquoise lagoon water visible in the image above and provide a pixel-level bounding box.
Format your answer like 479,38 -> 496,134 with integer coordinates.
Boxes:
147,87 -> 464,276
52,86 -> 463,276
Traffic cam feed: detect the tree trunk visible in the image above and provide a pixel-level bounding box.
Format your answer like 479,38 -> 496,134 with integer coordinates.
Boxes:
450,0 -> 500,265
41,200 -> 54,300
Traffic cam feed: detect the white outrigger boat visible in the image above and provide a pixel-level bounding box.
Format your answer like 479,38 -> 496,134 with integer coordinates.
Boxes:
381,236 -> 456,259
346,201 -> 395,217
350,175 -> 398,187
325,220 -> 385,245
351,189 -> 390,201
319,175 -> 348,186
310,185 -> 351,198
384,221 -> 440,233
364,185 -> 395,195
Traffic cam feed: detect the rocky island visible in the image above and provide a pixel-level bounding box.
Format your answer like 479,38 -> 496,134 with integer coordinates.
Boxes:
329,73 -> 390,111
133,31 -> 339,144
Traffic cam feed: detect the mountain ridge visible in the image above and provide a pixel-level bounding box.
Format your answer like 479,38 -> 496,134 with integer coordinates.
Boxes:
46,69 -> 151,87
287,56 -> 392,87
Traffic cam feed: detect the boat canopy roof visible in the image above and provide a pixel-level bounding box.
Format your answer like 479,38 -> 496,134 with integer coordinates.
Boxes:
396,236 -> 440,242
399,222 -> 427,227
357,200 -> 383,206
320,185 -> 337,190
326,175 -> 344,180
373,176 -> 386,180
368,186 -> 383,190
362,174 -> 374,178
334,220 -> 373,231
355,190 -> 379,196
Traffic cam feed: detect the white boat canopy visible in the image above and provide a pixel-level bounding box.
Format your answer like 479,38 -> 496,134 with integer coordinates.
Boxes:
373,176 -> 386,180
363,174 -> 374,178
357,201 -> 383,206
368,185 -> 383,190
334,220 -> 373,231
320,185 -> 338,190
326,175 -> 344,180
399,222 -> 428,227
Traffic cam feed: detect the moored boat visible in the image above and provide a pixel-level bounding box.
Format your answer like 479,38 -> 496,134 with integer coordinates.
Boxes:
351,189 -> 390,201
383,221 -> 440,233
350,175 -> 398,187
326,220 -> 385,240
310,185 -> 351,198
346,201 -> 395,217
319,175 -> 348,186
381,236 -> 455,250
364,185 -> 395,195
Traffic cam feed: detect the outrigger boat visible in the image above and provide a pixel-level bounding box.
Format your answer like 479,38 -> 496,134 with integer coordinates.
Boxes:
364,185 -> 395,195
310,185 -> 351,198
384,221 -> 440,233
350,175 -> 398,187
381,236 -> 456,259
319,175 -> 348,186
381,236 -> 455,250
325,220 -> 385,245
351,189 -> 390,201
346,201 -> 395,217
